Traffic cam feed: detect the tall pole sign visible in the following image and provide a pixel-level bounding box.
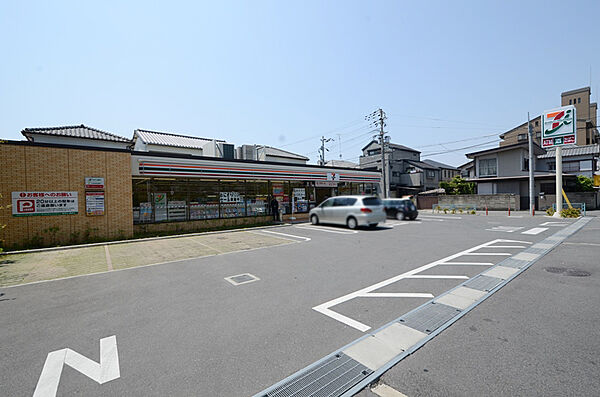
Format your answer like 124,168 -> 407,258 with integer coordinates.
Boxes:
541,105 -> 576,217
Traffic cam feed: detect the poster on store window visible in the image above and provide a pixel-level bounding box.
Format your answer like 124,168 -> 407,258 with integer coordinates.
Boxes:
168,200 -> 187,221
293,188 -> 306,200
12,191 -> 78,217
272,184 -> 284,197
85,192 -> 105,216
153,192 -> 168,222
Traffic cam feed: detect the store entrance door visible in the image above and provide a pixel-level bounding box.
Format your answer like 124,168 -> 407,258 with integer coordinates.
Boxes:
315,187 -> 337,205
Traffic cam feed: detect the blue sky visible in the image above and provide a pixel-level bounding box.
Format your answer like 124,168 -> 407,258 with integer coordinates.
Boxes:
1,0 -> 598,166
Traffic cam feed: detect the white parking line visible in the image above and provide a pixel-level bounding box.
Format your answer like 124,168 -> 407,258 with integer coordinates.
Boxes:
313,239 -> 528,332
486,245 -> 527,248
441,262 -> 495,266
540,221 -> 569,226
358,293 -> 434,298
405,275 -> 469,279
256,230 -> 312,242
522,227 -> 549,235
371,382 -> 408,397
462,252 -> 512,256
420,218 -> 444,222
294,225 -> 358,234
420,215 -> 462,220
486,226 -> 524,233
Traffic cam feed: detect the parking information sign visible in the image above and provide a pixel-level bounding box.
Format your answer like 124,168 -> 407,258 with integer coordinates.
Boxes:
12,191 -> 78,216
541,105 -> 576,148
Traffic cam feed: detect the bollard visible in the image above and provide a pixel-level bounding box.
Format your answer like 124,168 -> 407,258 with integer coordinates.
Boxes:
508,206 -> 511,216
486,206 -> 488,216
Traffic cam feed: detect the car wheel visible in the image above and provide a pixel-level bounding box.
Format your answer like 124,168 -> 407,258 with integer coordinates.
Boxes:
310,215 -> 319,225
396,212 -> 404,220
346,217 -> 358,229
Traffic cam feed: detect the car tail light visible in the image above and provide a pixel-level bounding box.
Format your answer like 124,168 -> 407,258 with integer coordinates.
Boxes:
360,208 -> 372,213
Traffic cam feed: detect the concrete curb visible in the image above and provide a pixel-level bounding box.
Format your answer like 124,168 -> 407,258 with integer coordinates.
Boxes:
1,222 -> 293,256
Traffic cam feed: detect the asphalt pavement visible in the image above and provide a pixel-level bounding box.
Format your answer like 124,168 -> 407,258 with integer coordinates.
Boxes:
0,214 -> 595,396
357,216 -> 600,397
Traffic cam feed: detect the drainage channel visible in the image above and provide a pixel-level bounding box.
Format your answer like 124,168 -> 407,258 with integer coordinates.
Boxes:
253,217 -> 592,397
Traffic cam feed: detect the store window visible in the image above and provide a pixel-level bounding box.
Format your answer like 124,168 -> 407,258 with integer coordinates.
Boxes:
152,179 -> 189,222
290,182 -> 309,213
189,179 -> 220,220
246,180 -> 269,216
132,178 -> 152,223
218,180 -> 247,217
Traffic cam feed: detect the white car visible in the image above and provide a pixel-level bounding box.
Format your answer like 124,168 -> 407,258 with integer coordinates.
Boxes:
309,195 -> 386,229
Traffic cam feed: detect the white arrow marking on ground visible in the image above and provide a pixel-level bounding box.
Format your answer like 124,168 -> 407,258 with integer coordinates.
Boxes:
33,335 -> 120,397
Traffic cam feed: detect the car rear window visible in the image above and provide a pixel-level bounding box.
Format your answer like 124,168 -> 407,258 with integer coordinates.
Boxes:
362,197 -> 382,206
333,197 -> 357,206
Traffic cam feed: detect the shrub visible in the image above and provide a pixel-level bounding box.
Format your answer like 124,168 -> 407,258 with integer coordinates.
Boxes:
470,210 -> 476,215
575,175 -> 594,192
560,207 -> 581,218
546,207 -> 555,216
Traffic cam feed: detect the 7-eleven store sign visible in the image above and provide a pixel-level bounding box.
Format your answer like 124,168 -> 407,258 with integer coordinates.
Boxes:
541,105 -> 576,148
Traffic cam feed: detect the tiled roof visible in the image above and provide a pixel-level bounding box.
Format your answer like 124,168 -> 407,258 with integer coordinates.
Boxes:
22,124 -> 130,143
361,140 -> 420,153
422,159 -> 457,169
325,160 -> 359,168
537,144 -> 599,159
262,146 -> 309,160
407,160 -> 438,170
135,129 -> 224,149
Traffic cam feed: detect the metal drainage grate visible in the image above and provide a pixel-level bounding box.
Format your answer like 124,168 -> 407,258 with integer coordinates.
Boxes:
500,258 -> 529,269
263,353 -> 372,397
224,273 -> 260,286
524,247 -> 547,255
464,275 -> 503,292
398,302 -> 461,334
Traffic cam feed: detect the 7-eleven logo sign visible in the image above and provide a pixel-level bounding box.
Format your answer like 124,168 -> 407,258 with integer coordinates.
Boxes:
542,105 -> 576,138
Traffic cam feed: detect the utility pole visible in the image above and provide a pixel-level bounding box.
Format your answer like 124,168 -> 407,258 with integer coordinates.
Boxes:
527,112 -> 535,216
366,108 -> 389,197
319,136 -> 332,166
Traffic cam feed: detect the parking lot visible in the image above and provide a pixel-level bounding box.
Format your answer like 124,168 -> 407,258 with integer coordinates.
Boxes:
1,214 -> 597,396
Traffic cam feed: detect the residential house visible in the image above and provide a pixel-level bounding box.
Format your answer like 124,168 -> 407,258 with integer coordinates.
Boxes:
359,141 -> 441,195
465,142 -> 582,209
458,160 -> 475,179
422,159 -> 460,181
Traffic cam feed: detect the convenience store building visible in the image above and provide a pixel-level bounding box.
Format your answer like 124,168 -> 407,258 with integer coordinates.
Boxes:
0,126 -> 380,249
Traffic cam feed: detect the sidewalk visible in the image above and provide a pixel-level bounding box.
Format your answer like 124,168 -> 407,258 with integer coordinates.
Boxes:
358,217 -> 600,396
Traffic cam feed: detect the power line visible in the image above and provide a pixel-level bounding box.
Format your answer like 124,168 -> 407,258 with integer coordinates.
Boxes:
387,113 -> 507,129
278,118 -> 367,148
421,139 -> 501,157
414,133 -> 500,149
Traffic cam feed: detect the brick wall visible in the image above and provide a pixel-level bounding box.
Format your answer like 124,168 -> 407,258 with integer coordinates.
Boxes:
0,143 -> 133,249
438,194 -> 520,211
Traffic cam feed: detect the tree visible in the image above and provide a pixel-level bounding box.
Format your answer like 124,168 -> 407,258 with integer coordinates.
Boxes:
575,175 -> 594,192
439,176 -> 475,195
